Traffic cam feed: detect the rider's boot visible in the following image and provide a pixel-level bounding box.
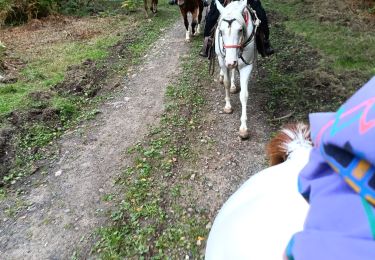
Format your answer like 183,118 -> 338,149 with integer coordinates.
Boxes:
199,36 -> 212,58
264,40 -> 275,56
203,0 -> 209,7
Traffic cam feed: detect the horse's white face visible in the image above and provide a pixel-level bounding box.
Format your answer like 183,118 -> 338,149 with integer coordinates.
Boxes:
218,18 -> 244,69
215,0 -> 248,69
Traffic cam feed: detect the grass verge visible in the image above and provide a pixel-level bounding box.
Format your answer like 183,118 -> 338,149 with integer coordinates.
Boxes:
255,0 -> 374,125
96,39 -> 211,259
263,0 -> 375,74
0,4 -> 179,185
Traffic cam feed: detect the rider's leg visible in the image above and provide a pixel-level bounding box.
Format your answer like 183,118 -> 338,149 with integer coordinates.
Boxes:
248,0 -> 274,56
199,0 -> 221,57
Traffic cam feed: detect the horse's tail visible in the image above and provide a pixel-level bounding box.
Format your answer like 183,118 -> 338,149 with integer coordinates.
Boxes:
267,123 -> 312,166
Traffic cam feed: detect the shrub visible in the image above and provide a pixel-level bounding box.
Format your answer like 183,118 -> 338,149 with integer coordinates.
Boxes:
0,0 -> 123,26
0,0 -> 57,26
0,0 -> 13,26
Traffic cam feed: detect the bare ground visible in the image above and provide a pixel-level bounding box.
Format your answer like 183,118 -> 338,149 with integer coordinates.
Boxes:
186,69 -> 270,214
0,22 -> 190,259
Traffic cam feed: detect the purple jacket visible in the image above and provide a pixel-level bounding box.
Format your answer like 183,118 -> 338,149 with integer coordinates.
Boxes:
286,76 -> 375,260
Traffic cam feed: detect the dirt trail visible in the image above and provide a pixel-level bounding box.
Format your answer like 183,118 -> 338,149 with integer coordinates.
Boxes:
189,70 -> 270,215
0,17 -> 273,259
0,22 -> 189,259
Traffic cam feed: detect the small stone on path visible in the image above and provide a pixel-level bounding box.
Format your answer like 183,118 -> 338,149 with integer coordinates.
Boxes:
55,170 -> 62,177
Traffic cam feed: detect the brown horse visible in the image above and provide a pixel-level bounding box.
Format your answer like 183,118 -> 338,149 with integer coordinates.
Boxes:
178,0 -> 204,41
144,0 -> 158,17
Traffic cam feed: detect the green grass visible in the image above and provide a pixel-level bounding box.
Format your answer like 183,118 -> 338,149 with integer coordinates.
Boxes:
0,35 -> 118,116
251,0 -> 375,125
0,188 -> 6,200
263,0 -> 375,75
0,5 -> 179,117
286,20 -> 375,73
96,39 -> 210,259
1,3 -> 180,185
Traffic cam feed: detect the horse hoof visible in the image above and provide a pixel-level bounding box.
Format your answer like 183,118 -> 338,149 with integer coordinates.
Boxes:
239,129 -> 250,139
196,25 -> 201,34
230,86 -> 239,94
223,107 -> 233,114
219,76 -> 224,84
185,31 -> 190,41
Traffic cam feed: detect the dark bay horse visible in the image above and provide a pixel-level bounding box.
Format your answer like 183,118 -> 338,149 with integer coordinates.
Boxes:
144,0 -> 158,17
178,0 -> 204,41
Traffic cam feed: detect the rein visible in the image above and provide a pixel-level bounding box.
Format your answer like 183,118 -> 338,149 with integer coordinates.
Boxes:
209,24 -> 218,76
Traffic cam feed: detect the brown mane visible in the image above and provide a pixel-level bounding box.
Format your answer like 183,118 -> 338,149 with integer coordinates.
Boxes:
266,123 -> 311,166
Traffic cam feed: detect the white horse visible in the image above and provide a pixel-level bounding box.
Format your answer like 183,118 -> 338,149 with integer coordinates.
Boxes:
205,123 -> 311,260
215,0 -> 258,139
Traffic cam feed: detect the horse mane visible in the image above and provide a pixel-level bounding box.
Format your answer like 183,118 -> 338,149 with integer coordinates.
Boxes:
266,123 -> 311,166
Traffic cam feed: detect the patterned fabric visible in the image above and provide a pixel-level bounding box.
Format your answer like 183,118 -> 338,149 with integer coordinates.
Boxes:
286,76 -> 375,260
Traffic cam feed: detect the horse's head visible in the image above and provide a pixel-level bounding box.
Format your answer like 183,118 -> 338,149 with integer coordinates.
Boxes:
216,0 -> 250,68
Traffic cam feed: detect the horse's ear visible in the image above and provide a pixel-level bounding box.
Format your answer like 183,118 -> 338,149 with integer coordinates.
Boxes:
215,0 -> 225,14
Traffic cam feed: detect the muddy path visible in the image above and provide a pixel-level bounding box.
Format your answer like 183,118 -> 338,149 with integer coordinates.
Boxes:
0,22 -> 190,259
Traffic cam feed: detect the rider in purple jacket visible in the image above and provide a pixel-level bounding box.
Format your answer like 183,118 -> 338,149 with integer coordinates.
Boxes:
285,76 -> 375,260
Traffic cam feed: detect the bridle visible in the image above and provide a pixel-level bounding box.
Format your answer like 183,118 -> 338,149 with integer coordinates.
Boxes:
218,7 -> 260,65
221,18 -> 241,49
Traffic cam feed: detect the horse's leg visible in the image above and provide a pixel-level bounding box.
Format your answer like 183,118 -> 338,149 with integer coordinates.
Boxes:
144,0 -> 149,18
196,23 -> 201,35
181,10 -> 190,41
192,8 -> 199,36
151,0 -> 158,13
230,69 -> 238,94
238,64 -> 253,139
196,1 -> 203,34
218,58 -> 232,114
154,0 -> 158,13
219,69 -> 224,84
